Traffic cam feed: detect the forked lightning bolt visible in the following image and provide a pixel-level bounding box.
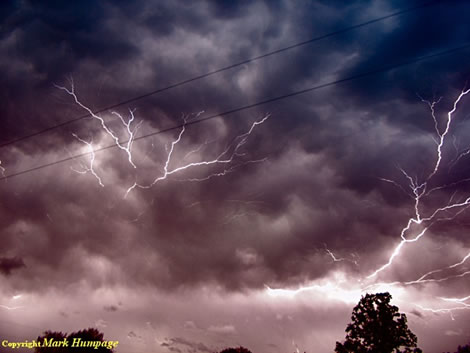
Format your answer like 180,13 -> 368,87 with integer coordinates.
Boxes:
180,159 -> 268,183
55,78 -> 141,169
415,295 -> 470,320
368,87 -> 470,279
57,80 -> 270,196
70,133 -> 104,187
405,251 -> 470,285
363,88 -> 470,315
267,88 -> 470,317
439,295 -> 470,305
124,114 -> 270,197
363,250 -> 470,290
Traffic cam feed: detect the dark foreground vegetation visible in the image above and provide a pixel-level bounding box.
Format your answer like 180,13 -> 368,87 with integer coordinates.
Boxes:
31,292 -> 468,353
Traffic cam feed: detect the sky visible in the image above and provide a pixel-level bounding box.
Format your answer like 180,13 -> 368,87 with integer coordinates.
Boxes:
1,0 -> 470,352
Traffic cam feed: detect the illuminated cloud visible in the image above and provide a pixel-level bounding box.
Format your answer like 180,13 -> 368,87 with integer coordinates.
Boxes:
1,1 -> 470,353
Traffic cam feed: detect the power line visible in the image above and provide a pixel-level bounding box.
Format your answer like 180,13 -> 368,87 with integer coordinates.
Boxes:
0,0 -> 445,149
1,42 -> 469,182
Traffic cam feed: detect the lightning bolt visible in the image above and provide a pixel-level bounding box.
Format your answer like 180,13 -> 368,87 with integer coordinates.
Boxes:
70,133 -> 104,187
325,248 -> 345,262
368,87 -> 470,279
182,137 -> 216,161
439,295 -> 470,305
362,250 -> 470,293
451,147 -> 470,168
179,158 -> 268,182
324,245 -> 359,266
414,304 -> 457,320
265,271 -> 363,304
0,294 -> 24,311
124,114 -> 270,197
432,296 -> 470,318
57,80 -> 269,196
414,298 -> 470,320
55,78 -> 141,170
0,304 -> 23,311
417,94 -> 443,138
408,251 -> 470,284
266,87 -> 470,318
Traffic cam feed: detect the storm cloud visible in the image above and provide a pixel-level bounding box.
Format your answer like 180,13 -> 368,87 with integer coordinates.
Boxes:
1,1 -> 470,352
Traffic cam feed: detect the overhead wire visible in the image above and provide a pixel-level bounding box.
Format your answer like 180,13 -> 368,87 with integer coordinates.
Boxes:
1,42 -> 469,181
0,0 -> 445,148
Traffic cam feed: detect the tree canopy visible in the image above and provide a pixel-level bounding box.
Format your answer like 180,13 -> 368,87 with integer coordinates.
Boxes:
335,292 -> 422,353
219,347 -> 252,353
444,343 -> 470,353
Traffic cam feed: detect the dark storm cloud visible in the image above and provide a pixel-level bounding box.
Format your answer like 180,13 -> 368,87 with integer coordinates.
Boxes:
0,256 -> 25,275
1,0 -> 137,78
1,1 -> 470,335
336,0 -> 470,116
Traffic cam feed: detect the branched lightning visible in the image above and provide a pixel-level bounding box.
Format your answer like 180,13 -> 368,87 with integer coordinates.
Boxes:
70,133 -> 104,187
182,137 -> 216,161
378,177 -> 413,198
429,89 -> 470,178
414,304 -> 458,320
417,94 -> 442,138
409,251 -> 470,284
55,78 -> 141,169
109,109 -> 143,168
362,250 -> 470,292
368,87 -> 470,279
452,148 -> 470,168
54,79 -> 470,318
412,295 -> 470,321
124,114 -> 270,197
440,295 -> 470,303
266,88 -> 470,318
324,245 -> 359,266
179,158 -> 268,182
57,81 -> 269,195
265,279 -> 362,304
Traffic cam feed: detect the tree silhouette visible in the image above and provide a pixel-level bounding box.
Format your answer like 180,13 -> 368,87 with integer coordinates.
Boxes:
219,347 -> 252,353
335,292 -> 422,353
444,343 -> 470,353
34,327 -> 116,353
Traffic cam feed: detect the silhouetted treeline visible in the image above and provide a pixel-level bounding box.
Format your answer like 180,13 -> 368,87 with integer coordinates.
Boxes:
219,347 -> 252,353
444,343 -> 470,353
29,295 -> 469,353
335,292 -> 421,353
